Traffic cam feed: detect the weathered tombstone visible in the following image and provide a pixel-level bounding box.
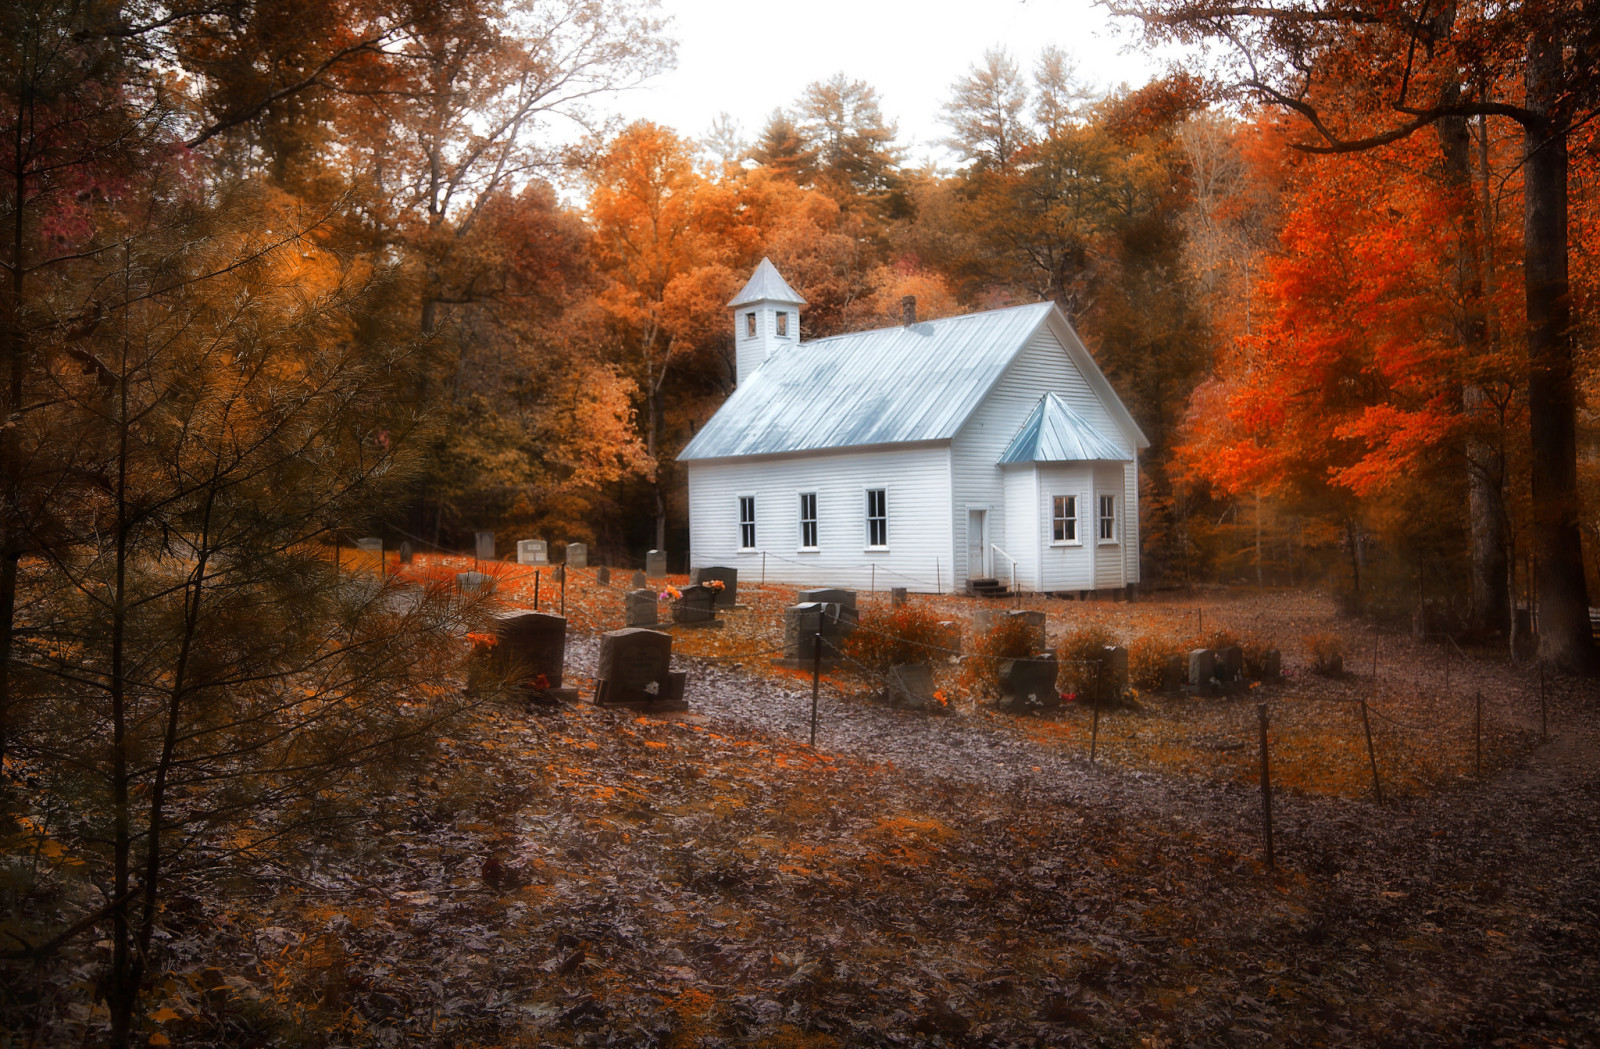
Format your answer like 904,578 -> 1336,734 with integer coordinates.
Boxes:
630,570 -> 648,590
891,587 -> 908,608
1162,654 -> 1186,692
997,656 -> 1061,713
475,531 -> 495,562
596,566 -> 611,586
1188,649 -> 1217,690
691,566 -> 738,609
398,541 -> 413,565
566,542 -> 587,569
355,537 -> 383,554
1100,645 -> 1130,702
937,621 -> 963,656
1263,649 -> 1283,680
517,539 -> 548,566
625,589 -> 659,627
971,608 -> 996,635
1218,645 -> 1244,684
492,611 -> 578,702
457,571 -> 494,594
885,663 -> 938,711
797,589 -> 858,633
591,628 -> 688,711
645,550 -> 667,578
781,603 -> 825,662
671,583 -> 720,627
1011,610 -> 1048,650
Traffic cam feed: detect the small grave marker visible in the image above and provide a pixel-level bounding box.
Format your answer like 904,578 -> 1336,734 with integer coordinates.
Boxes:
1100,645 -> 1129,702
885,664 -> 938,710
457,571 -> 494,593
492,611 -> 578,703
630,570 -> 647,589
645,550 -> 667,578
596,566 -> 610,586
1263,649 -> 1282,679
566,542 -> 587,569
1162,654 -> 1186,692
625,589 -> 659,627
475,531 -> 495,562
1188,649 -> 1217,690
398,540 -> 413,565
592,628 -> 688,711
891,587 -> 908,607
671,583 -> 721,628
998,656 -> 1060,713
517,539 -> 548,566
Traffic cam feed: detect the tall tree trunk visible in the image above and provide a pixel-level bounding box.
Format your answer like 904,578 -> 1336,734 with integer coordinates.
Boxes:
1523,30 -> 1595,671
1437,104 -> 1510,636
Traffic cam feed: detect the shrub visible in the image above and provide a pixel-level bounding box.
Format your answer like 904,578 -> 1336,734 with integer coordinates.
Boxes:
840,603 -> 952,672
1053,623 -> 1118,697
1305,632 -> 1346,676
960,616 -> 1046,699
1203,627 -> 1279,681
1127,633 -> 1183,691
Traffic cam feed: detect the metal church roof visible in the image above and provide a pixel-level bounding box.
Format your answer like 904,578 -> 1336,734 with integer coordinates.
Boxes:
727,257 -> 806,307
679,301 -> 1059,460
998,392 -> 1133,464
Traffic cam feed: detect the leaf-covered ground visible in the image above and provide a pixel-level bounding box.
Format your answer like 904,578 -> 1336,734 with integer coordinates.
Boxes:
53,562 -> 1600,1047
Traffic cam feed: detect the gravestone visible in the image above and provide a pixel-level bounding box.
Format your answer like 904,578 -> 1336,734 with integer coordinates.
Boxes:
591,628 -> 688,711
1188,649 -> 1217,690
457,571 -> 494,594
671,583 -> 720,627
625,589 -> 659,627
517,539 -> 548,566
1162,654 -> 1186,692
937,621 -> 963,656
475,531 -> 495,562
781,603 -> 825,663
691,566 -> 738,609
492,611 -> 578,702
997,656 -> 1061,713
596,566 -> 610,586
646,550 -> 667,578
885,664 -> 938,711
891,587 -> 908,607
631,570 -> 648,590
1099,645 -> 1129,703
355,537 -> 383,554
1217,645 -> 1244,684
1263,649 -> 1282,680
398,541 -> 413,565
566,542 -> 587,569
797,589 -> 858,633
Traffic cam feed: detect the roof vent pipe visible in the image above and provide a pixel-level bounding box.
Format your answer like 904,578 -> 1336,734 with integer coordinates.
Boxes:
901,295 -> 917,325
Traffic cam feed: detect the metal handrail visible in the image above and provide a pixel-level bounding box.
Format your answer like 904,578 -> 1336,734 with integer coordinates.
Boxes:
990,543 -> 1018,597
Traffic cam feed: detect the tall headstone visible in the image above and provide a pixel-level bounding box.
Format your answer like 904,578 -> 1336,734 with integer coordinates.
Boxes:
457,571 -> 494,594
998,656 -> 1061,713
891,587 -> 908,608
1099,645 -> 1129,703
596,566 -> 611,586
631,570 -> 648,590
782,603 -> 824,662
1263,649 -> 1283,680
1162,654 -> 1186,692
592,628 -> 688,711
691,566 -> 738,608
492,611 -> 576,700
625,589 -> 659,627
475,531 -> 495,562
398,541 -> 413,565
566,542 -> 587,569
355,537 -> 383,554
1217,645 -> 1244,684
1188,649 -> 1217,690
517,539 -> 548,566
645,550 -> 667,578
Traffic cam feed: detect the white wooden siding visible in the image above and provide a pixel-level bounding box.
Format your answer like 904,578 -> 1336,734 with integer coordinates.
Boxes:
687,443 -> 955,592
1001,466 -> 1038,590
1036,463 -> 1095,590
1092,462 -> 1128,588
949,324 -> 1132,586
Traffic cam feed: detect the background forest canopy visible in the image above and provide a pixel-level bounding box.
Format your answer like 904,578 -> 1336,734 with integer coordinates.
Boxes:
6,0 -> 1600,629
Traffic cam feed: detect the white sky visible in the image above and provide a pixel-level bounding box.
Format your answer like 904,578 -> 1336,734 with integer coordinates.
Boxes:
603,0 -> 1174,168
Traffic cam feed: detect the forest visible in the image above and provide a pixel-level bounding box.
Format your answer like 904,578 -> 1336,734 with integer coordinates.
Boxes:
2,0 -> 1599,1046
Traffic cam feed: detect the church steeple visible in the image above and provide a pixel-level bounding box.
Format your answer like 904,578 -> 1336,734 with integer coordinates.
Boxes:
728,258 -> 805,386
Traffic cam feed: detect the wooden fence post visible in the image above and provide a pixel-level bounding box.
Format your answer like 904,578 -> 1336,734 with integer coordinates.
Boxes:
1474,690 -> 1483,776
1089,662 -> 1103,764
811,629 -> 821,747
1360,695 -> 1383,805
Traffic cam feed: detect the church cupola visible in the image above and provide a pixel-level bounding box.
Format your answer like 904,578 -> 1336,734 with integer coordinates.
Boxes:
728,258 -> 805,386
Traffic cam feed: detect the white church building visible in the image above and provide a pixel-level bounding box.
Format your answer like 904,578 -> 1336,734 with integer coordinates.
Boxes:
678,260 -> 1149,594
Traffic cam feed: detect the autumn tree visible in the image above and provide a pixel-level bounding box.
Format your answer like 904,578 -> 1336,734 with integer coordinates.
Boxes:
1114,0 -> 1599,666
942,48 -> 1033,172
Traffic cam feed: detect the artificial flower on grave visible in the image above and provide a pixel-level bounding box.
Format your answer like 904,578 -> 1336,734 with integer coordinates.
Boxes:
659,585 -> 682,602
703,579 -> 726,591
531,674 -> 550,690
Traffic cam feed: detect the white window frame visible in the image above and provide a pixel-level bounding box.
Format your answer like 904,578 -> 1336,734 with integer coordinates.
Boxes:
738,495 -> 757,550
798,491 -> 818,550
864,486 -> 888,550
745,312 -> 756,337
775,310 -> 789,337
1051,493 -> 1079,545
1097,492 -> 1117,544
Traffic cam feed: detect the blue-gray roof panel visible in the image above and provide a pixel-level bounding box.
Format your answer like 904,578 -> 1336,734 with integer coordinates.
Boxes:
998,392 -> 1133,464
679,302 -> 1057,460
